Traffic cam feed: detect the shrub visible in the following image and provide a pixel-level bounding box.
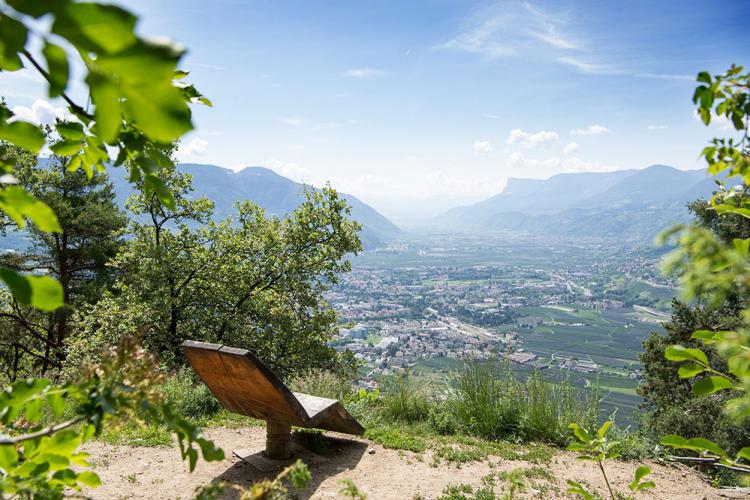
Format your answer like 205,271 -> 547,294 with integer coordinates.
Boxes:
451,359 -> 599,444
380,370 -> 432,423
289,369 -> 351,400
452,360 -> 521,440
161,368 -> 221,420
428,402 -> 458,435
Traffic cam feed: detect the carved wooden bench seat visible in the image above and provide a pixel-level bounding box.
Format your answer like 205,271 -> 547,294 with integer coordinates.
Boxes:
181,340 -> 364,460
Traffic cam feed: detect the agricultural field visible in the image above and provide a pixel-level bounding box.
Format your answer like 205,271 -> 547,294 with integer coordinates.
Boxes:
332,232 -> 678,423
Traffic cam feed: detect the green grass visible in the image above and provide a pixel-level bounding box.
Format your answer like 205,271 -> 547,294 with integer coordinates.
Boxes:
364,427 -> 429,453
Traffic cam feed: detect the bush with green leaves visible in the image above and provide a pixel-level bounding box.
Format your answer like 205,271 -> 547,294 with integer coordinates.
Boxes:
566,421 -> 655,500
161,368 -> 221,421
0,336 -> 224,497
655,65 -> 750,477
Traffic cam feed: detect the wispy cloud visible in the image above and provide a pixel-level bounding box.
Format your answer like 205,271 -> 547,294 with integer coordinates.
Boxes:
570,124 -> 609,136
343,67 -> 386,78
647,124 -> 668,131
557,57 -> 613,75
309,119 -> 360,132
280,116 -> 305,126
636,72 -> 693,81
437,2 -> 581,60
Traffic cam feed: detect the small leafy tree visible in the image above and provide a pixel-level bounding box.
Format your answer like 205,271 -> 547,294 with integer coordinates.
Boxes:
567,421 -> 655,500
657,65 -> 750,475
68,164 -> 363,377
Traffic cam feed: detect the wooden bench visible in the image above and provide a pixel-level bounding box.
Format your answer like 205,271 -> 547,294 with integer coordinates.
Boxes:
181,340 -> 365,460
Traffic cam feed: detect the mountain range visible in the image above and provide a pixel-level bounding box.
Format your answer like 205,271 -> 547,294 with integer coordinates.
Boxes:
436,165 -> 718,238
110,163 -> 402,249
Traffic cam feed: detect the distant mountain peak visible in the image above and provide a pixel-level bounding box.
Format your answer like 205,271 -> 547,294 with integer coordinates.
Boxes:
434,165 -> 714,239
113,163 -> 400,249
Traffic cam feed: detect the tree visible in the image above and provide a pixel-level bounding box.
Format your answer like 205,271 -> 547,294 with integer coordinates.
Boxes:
67,163 -> 363,378
0,144 -> 127,377
655,65 -> 750,474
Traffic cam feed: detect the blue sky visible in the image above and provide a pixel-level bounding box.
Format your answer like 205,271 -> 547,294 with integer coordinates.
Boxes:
1,1 -> 749,223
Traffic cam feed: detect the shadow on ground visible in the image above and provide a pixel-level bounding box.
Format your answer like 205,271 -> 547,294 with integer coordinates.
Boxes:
212,432 -> 368,499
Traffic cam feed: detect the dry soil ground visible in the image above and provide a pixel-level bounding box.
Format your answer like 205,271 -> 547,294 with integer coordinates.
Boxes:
81,426 -> 741,499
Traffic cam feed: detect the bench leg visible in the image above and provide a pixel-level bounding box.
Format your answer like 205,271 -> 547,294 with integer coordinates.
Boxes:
265,421 -> 292,459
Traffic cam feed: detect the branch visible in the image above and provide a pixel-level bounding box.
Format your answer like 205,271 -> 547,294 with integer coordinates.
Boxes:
21,49 -> 93,120
0,416 -> 83,445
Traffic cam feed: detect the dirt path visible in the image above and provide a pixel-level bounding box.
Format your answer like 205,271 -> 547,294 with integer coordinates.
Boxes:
82,426 -> 728,499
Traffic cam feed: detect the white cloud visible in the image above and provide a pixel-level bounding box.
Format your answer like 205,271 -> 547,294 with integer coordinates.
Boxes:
10,99 -> 67,125
563,142 -> 580,155
343,68 -> 385,78
507,151 -> 616,173
178,137 -> 208,157
473,140 -> 493,154
281,116 -> 304,126
506,128 -> 559,148
647,124 -> 668,131
569,124 -> 609,136
266,157 -> 311,183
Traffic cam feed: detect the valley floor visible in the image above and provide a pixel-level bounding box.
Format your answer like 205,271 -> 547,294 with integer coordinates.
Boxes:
82,426 -> 733,499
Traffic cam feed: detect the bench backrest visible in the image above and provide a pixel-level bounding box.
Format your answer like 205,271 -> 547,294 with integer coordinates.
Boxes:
181,340 -> 308,425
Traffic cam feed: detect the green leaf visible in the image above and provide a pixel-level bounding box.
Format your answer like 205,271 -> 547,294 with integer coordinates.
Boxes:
566,480 -> 594,500
662,435 -> 729,459
56,121 -> 85,141
44,430 -> 82,457
597,420 -> 612,438
46,392 -> 65,418
678,362 -> 706,379
693,376 -> 734,396
43,41 -> 69,98
50,139 -> 81,156
0,14 -> 28,71
52,3 -> 137,54
0,186 -> 62,232
737,447 -> 750,462
27,275 -> 65,311
6,0 -> 58,18
691,330 -> 718,343
87,72 -> 121,143
0,444 -> 19,472
637,481 -> 656,491
660,434 -> 686,447
122,82 -> 192,143
629,466 -> 651,491
665,345 -> 709,365
0,269 -> 64,311
697,71 -> 711,84
76,470 -> 102,488
144,174 -> 175,210
0,121 -> 45,153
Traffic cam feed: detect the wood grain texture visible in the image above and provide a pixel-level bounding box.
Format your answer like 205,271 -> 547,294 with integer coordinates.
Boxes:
181,340 -> 364,435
